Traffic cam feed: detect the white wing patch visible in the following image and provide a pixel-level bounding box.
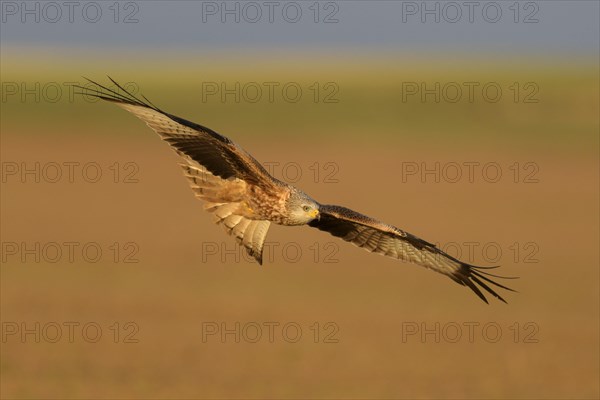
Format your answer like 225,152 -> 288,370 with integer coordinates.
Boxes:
206,200 -> 271,264
179,160 -> 271,264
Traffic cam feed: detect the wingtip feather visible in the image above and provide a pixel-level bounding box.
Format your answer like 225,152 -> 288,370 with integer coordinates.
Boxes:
457,263 -> 515,304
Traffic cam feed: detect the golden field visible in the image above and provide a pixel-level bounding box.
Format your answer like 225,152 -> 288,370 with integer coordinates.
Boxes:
1,55 -> 598,398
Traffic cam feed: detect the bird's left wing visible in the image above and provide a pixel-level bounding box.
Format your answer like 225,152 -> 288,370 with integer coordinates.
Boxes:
309,204 -> 516,303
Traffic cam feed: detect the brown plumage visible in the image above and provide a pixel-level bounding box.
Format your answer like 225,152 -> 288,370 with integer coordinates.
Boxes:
76,78 -> 517,303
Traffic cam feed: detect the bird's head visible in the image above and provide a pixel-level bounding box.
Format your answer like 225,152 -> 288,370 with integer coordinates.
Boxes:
287,190 -> 320,225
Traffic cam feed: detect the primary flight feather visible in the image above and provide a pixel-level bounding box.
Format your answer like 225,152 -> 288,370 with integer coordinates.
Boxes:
76,78 -> 516,304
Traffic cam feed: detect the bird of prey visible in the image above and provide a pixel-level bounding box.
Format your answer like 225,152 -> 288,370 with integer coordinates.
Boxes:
76,78 -> 516,303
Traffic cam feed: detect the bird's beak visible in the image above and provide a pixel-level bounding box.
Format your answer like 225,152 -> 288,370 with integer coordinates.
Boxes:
310,209 -> 320,220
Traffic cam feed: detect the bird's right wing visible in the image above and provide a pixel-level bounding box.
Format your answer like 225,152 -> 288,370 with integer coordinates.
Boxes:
309,204 -> 516,303
76,78 -> 277,188
76,78 -> 275,264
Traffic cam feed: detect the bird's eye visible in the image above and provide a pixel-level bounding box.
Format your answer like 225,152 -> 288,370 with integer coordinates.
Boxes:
303,205 -> 311,212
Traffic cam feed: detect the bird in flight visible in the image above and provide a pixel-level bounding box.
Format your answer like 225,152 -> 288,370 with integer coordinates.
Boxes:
77,78 -> 516,303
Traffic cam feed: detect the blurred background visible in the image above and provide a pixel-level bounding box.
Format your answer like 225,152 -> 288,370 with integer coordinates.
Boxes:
1,1 -> 598,398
